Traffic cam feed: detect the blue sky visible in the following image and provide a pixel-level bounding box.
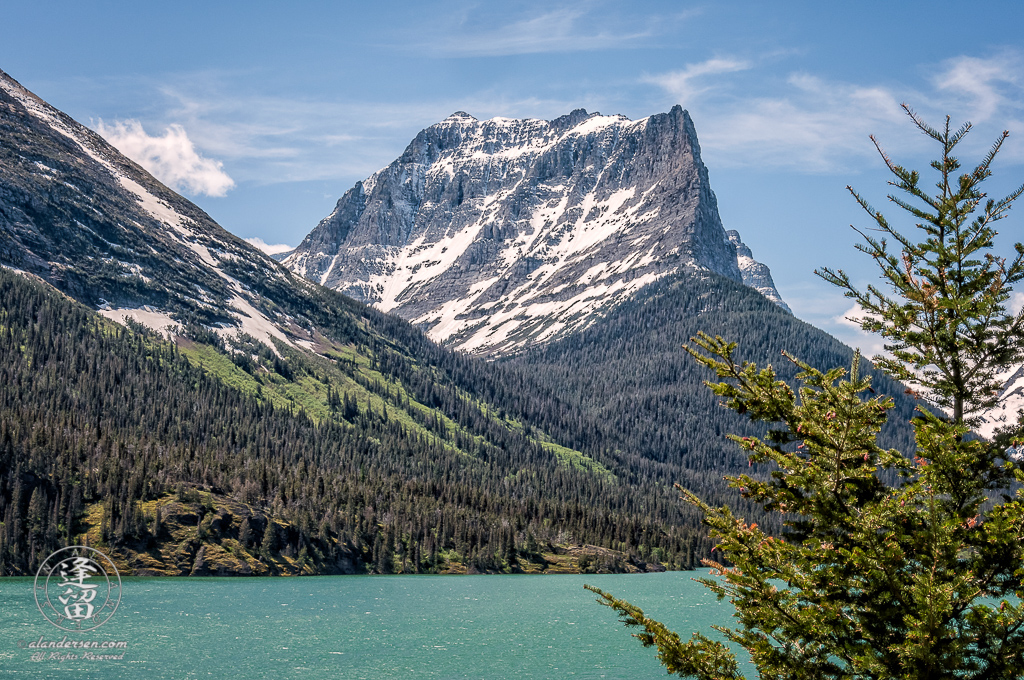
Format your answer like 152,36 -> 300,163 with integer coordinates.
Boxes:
3,0 -> 1023,351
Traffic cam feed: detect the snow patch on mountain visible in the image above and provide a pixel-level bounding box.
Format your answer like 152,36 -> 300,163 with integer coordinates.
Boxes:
99,306 -> 179,337
286,106 -> 787,355
0,69 -> 298,356
976,365 -> 1024,440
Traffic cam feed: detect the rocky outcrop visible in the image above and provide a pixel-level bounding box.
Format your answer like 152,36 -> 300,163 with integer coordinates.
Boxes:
286,107 -> 788,355
727,230 -> 791,314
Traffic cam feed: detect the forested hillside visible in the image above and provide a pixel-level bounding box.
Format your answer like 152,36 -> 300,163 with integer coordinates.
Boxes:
346,267 -> 921,545
0,68 -> 921,580
0,255 -> 923,579
0,268 -> 706,576
497,268 -> 920,492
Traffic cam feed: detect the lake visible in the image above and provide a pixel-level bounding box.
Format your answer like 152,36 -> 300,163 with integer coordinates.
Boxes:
0,572 -> 747,678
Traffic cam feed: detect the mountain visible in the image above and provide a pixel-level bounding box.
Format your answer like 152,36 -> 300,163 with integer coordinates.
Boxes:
284,107 -> 789,355
0,68 -> 705,575
0,67 -> 943,581
282,103 -> 1024,440
0,67 -> 323,351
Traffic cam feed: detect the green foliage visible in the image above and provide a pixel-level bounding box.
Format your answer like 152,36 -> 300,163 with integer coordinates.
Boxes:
499,266 -> 920,543
585,585 -> 741,679
542,441 -> 615,482
589,109 -> 1024,678
260,520 -> 278,557
0,267 -> 686,575
818,105 -> 1024,424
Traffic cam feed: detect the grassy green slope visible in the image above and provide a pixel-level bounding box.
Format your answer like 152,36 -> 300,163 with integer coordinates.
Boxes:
0,268 -> 692,576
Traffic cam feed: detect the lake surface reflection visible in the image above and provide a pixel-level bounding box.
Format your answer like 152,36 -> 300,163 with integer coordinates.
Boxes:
0,572 -> 746,678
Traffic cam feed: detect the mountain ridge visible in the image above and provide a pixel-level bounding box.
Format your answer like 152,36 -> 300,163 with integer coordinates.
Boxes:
1,66 -> 716,575
0,67 -> 355,358
284,106 -> 788,355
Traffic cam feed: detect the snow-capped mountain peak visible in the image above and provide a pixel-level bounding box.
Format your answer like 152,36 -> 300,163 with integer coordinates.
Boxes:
285,106 -> 788,355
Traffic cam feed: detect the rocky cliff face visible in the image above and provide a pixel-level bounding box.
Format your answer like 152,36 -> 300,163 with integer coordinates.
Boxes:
285,106 -> 788,355
727,230 -> 792,314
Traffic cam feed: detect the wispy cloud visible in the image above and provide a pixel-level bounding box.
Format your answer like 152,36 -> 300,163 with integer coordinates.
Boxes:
90,49 -> 1024,198
644,51 -> 1024,172
149,79 -> 598,185
644,58 -> 906,171
95,119 -> 235,196
642,58 -> 751,106
700,73 -> 907,171
244,237 -> 293,256
934,52 -> 1023,123
422,5 -> 667,57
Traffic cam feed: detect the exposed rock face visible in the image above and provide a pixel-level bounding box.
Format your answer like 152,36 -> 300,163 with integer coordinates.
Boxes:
727,230 -> 791,314
286,106 -> 789,355
0,68 -> 315,354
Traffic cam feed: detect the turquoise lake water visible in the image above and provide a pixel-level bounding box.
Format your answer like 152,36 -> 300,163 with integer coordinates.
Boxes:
0,572 -> 747,679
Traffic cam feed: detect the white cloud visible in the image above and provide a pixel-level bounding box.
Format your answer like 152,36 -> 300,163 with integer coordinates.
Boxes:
151,83 -> 601,184
423,6 -> 659,57
245,237 -> 293,256
778,284 -> 889,358
95,119 -> 235,197
644,52 -> 1024,172
832,303 -> 888,361
1009,291 -> 1024,316
704,76 -> 906,170
642,58 -> 751,106
934,53 -> 1022,123
646,65 -> 907,171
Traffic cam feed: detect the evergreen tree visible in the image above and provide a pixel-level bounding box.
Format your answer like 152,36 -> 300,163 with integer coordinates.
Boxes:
525,531 -> 540,561
260,520 -> 278,558
238,517 -> 252,548
818,107 -> 1024,424
587,107 -> 1024,678
502,530 -> 516,567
